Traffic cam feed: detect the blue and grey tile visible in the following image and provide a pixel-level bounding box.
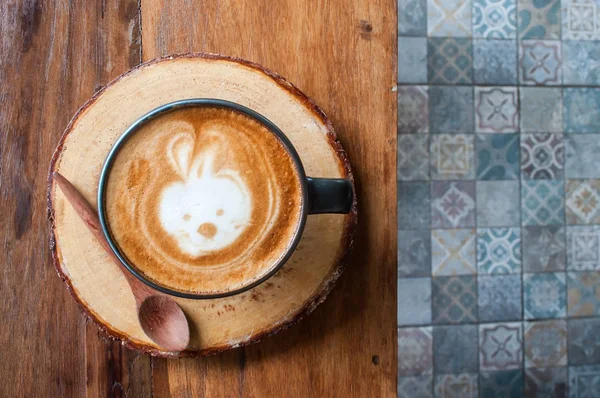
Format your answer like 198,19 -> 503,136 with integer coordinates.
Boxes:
398,327 -> 433,376
398,86 -> 429,133
479,322 -> 523,371
398,375 -> 433,398
519,87 -> 563,133
398,134 -> 429,181
427,0 -> 473,37
562,0 -> 600,40
476,181 -> 521,226
563,40 -> 600,85
474,87 -> 519,133
473,0 -> 517,38
476,133 -> 520,180
473,39 -> 518,84
521,180 -> 565,226
567,226 -> 600,271
521,133 -> 564,180
399,38 -> 428,84
568,318 -> 600,366
428,38 -> 473,84
519,40 -> 562,85
478,275 -> 522,322
523,226 -> 566,272
565,135 -> 600,179
477,228 -> 522,274
568,365 -> 600,397
433,325 -> 479,374
479,369 -> 524,397
523,273 -> 567,319
398,0 -> 427,36
524,320 -> 568,367
518,0 -> 561,39
434,373 -> 478,397
398,277 -> 432,325
431,229 -> 477,276
398,181 -> 430,229
430,134 -> 475,180
429,86 -> 474,133
432,276 -> 478,324
524,367 -> 567,397
431,181 -> 476,228
398,229 -> 431,277
563,87 -> 600,133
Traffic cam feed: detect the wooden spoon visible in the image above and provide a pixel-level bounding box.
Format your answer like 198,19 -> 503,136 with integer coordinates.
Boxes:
53,172 -> 190,352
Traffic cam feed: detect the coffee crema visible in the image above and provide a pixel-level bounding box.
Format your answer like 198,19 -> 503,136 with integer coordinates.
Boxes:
105,106 -> 303,294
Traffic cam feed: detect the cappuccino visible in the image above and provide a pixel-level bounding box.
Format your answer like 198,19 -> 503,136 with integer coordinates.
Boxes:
104,106 -> 303,294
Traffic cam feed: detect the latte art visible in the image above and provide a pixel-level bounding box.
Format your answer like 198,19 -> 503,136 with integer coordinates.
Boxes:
159,130 -> 253,255
105,107 -> 303,294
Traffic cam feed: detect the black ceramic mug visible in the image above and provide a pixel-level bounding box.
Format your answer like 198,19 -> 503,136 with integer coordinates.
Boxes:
97,99 -> 354,299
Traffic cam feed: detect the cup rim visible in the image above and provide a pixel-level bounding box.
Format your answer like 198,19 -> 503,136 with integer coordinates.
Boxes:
97,98 -> 309,299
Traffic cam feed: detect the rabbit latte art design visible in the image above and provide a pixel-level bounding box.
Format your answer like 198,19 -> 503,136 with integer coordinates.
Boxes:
105,107 -> 303,295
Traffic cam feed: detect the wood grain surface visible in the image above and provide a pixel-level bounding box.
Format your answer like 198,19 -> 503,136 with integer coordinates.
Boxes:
1,0 -> 396,396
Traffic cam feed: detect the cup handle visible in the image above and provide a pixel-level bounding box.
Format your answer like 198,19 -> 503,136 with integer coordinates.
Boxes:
306,177 -> 354,214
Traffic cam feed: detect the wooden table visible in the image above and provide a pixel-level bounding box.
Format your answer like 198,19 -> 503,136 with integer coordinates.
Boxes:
0,1 -> 397,396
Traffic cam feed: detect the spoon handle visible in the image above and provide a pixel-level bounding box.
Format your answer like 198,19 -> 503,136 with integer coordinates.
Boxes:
52,172 -> 153,301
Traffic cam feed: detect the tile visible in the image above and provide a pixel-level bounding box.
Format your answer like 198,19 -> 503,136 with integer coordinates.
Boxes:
431,181 -> 476,228
567,226 -> 600,271
563,88 -> 600,133
523,226 -> 566,272
521,180 -> 565,226
398,0 -> 428,36
566,180 -> 600,225
519,87 -> 563,133
398,277 -> 432,325
477,227 -> 522,274
479,369 -> 524,397
398,86 -> 429,134
568,318 -> 600,365
474,87 -> 519,133
567,271 -> 600,317
476,181 -> 521,226
562,0 -> 600,40
429,86 -> 474,134
427,0 -> 473,37
430,134 -> 475,180
473,0 -> 517,38
398,229 -> 431,277
432,276 -> 477,324
479,322 -> 523,371
521,133 -> 565,180
398,38 -> 428,84
524,367 -> 568,397
569,365 -> 600,397
431,229 -> 477,276
434,373 -> 478,397
398,134 -> 429,181
523,273 -> 567,319
473,39 -> 518,84
566,135 -> 600,179
563,41 -> 600,85
433,325 -> 478,373
518,0 -> 562,39
397,327 -> 433,376
398,375 -> 433,398
428,38 -> 473,84
476,133 -> 520,180
478,275 -> 522,322
398,182 -> 430,229
524,320 -> 568,367
519,40 -> 562,85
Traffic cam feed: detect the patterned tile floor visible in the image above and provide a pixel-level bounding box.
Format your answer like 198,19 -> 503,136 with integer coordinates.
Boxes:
397,0 -> 600,396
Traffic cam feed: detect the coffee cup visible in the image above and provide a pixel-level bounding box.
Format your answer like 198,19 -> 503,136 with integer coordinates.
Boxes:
97,99 -> 353,299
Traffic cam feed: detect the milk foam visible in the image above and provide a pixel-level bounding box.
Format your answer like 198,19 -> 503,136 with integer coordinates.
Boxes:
159,131 -> 253,255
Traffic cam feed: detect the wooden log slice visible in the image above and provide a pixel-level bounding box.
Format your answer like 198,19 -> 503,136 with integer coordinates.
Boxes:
47,54 -> 356,357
